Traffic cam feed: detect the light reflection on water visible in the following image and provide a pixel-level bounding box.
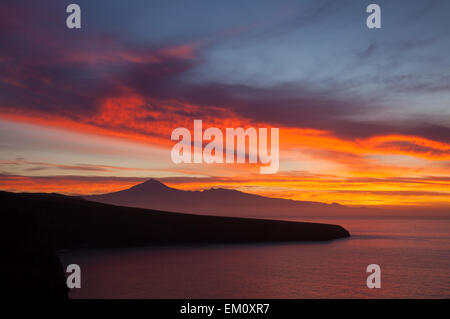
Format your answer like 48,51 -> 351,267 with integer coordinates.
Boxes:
60,218 -> 450,298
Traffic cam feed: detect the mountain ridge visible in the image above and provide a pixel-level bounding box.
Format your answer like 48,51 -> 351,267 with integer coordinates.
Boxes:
1,190 -> 351,248
85,178 -> 348,218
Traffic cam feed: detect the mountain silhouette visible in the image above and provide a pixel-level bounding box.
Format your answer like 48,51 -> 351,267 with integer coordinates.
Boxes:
2,191 -> 350,249
86,178 -> 349,218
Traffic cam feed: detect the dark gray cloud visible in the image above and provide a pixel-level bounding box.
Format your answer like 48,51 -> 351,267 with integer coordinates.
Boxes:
1,0 -> 449,144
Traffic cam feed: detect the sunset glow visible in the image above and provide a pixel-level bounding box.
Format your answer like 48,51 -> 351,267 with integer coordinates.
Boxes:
1,0 -> 449,208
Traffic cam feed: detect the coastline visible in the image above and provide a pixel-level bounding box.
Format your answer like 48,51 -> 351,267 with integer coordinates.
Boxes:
2,191 -> 350,250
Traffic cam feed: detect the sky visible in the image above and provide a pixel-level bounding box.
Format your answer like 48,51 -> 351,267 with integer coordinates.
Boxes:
0,0 -> 449,206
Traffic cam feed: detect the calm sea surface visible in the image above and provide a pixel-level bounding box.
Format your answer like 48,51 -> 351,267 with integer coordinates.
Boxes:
60,217 -> 450,298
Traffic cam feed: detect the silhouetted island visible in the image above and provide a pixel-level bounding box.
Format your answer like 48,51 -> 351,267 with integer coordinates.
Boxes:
2,190 -> 350,250
86,178 -> 351,218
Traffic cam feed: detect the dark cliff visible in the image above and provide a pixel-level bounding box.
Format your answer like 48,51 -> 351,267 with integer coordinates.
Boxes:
1,191 -> 350,250
3,209 -> 69,299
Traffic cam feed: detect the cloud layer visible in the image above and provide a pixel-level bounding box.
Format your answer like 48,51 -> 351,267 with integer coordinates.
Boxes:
0,0 -> 449,206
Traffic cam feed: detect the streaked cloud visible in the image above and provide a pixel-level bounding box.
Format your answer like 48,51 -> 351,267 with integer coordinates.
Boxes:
0,0 -> 449,207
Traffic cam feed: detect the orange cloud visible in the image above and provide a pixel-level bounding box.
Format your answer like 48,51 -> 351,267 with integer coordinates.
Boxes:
0,175 -> 145,195
2,92 -> 450,208
1,173 -> 449,207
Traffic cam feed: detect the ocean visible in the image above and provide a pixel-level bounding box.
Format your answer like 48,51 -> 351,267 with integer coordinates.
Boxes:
60,217 -> 450,298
